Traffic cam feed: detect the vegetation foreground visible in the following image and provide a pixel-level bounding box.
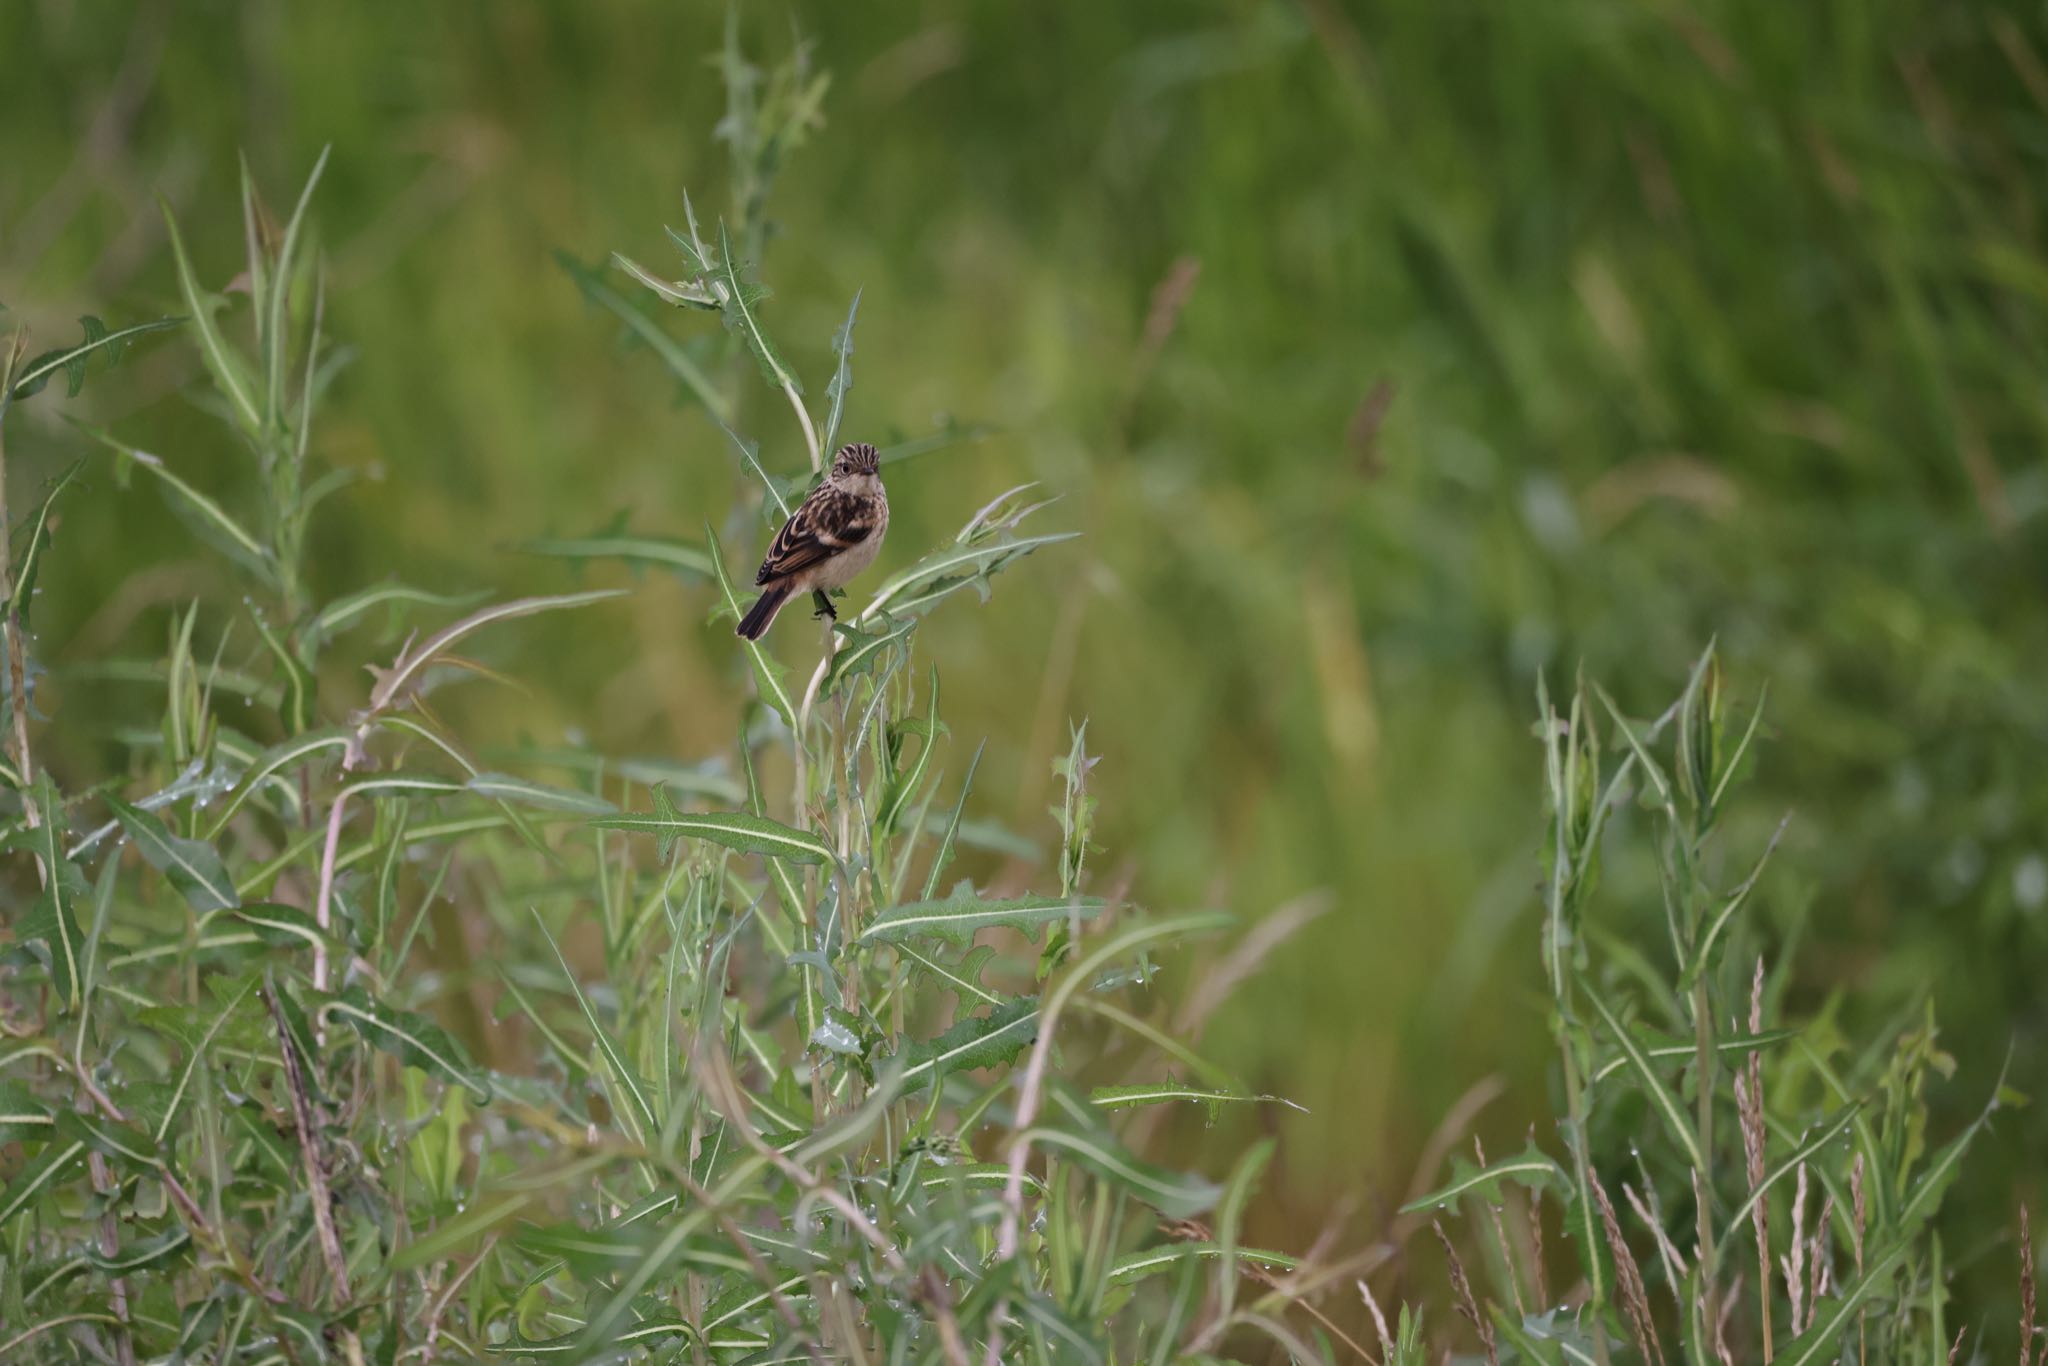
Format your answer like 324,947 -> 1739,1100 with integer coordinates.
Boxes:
3,36 -> 2040,1365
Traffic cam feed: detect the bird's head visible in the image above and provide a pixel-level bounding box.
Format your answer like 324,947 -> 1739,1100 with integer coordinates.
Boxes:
830,441 -> 881,485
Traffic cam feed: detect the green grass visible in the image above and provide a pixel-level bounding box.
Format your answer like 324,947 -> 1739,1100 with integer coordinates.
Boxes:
3,2 -> 2045,1358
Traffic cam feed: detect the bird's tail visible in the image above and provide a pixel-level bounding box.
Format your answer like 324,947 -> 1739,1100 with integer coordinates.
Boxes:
736,584 -> 792,640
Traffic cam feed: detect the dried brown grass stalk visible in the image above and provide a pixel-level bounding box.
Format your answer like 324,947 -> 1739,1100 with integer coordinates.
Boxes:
1782,1162 -> 1809,1335
1433,1218 -> 1499,1366
1624,1181 -> 1690,1311
1738,958 -> 1773,1361
1592,1176 -> 1664,1366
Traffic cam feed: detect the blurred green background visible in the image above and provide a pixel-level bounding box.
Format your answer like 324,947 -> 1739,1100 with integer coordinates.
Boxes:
6,0 -> 2045,1318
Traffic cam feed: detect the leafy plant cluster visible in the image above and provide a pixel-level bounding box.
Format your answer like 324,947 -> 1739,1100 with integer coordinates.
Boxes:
1,27 -> 2034,1366
1387,655 -> 2031,1364
0,36 -> 1344,1365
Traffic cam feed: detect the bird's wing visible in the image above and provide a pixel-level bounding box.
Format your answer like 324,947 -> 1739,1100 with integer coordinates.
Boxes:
755,486 -> 882,584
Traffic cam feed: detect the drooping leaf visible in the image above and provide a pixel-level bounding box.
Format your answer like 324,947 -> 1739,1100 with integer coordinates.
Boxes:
1106,1241 -> 1299,1285
361,589 -> 628,723
557,250 -> 730,420
1400,1142 -> 1570,1214
1681,813 -> 1790,988
866,529 -> 1079,619
1022,1124 -> 1221,1219
706,524 -> 796,724
305,581 -> 491,647
204,726 -> 351,837
467,772 -> 616,815
107,796 -> 239,911
592,802 -> 831,866
0,1135 -> 87,1227
517,524 -> 713,583
859,888 -> 1106,946
1718,1100 -> 1865,1252
0,1082 -> 56,1145
1578,972 -> 1706,1172
1590,1027 -> 1801,1084
223,903 -> 335,957
319,987 -> 491,1102
610,249 -> 719,309
82,1227 -> 192,1277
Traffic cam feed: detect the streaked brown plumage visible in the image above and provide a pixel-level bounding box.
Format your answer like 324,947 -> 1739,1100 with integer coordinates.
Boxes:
736,442 -> 889,639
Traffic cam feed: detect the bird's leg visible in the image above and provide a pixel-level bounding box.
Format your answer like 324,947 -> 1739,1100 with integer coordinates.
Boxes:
811,590 -> 837,621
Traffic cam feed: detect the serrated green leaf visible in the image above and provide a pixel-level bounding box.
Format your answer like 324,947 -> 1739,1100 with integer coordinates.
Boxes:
893,997 -> 1039,1092
107,796 -> 238,911
715,220 -> 798,394
1489,1306 -> 1571,1366
824,612 -> 917,698
821,288 -> 861,455
18,786 -> 85,1009
8,462 -> 81,626
860,888 -> 1105,945
320,987 -> 490,1102
160,199 -> 262,432
9,315 -> 182,403
531,911 -> 656,1140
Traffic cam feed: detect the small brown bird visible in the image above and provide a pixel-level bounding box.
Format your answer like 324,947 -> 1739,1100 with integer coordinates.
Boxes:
736,441 -> 890,640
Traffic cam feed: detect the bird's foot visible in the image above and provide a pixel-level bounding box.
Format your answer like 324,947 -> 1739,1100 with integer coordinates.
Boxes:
811,591 -> 838,621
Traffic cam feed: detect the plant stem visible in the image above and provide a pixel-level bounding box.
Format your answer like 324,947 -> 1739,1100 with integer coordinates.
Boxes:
0,332 -> 41,844
1689,979 -> 1723,1349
